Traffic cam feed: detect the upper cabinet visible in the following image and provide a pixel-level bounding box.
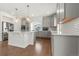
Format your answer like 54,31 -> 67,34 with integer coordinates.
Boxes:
43,16 -> 51,28
21,18 -> 30,31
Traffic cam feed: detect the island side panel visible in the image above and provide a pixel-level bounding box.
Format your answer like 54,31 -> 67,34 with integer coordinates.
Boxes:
53,35 -> 78,56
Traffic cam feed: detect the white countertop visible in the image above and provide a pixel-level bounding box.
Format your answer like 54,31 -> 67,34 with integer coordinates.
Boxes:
50,30 -> 79,36
51,32 -> 79,36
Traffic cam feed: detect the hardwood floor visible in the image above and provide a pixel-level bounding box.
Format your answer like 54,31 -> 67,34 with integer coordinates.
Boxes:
0,38 -> 52,56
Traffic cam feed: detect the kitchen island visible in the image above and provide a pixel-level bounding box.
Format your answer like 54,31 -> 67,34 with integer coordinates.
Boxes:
50,17 -> 79,56
8,32 -> 35,48
51,31 -> 79,56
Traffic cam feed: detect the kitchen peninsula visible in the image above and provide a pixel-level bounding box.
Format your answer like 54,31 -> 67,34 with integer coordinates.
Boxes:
51,17 -> 79,56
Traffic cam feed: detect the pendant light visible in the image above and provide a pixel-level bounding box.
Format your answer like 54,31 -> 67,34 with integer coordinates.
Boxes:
15,8 -> 18,22
26,5 -> 32,22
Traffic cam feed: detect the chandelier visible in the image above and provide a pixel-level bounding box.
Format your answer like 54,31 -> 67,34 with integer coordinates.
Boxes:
14,8 -> 19,22
15,8 -> 18,19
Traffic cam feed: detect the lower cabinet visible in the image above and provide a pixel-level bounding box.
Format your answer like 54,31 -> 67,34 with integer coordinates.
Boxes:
36,31 -> 51,38
51,35 -> 79,56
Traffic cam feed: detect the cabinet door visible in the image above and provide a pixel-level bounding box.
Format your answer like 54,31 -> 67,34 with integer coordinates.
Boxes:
53,36 -> 77,56
43,16 -> 50,27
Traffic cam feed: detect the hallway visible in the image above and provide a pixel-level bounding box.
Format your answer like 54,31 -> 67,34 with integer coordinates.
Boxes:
0,38 -> 52,56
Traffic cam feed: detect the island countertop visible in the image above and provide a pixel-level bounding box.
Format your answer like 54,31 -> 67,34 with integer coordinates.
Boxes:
50,30 -> 79,36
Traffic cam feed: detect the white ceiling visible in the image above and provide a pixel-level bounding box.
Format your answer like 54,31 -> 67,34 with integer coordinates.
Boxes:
0,3 -> 57,17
